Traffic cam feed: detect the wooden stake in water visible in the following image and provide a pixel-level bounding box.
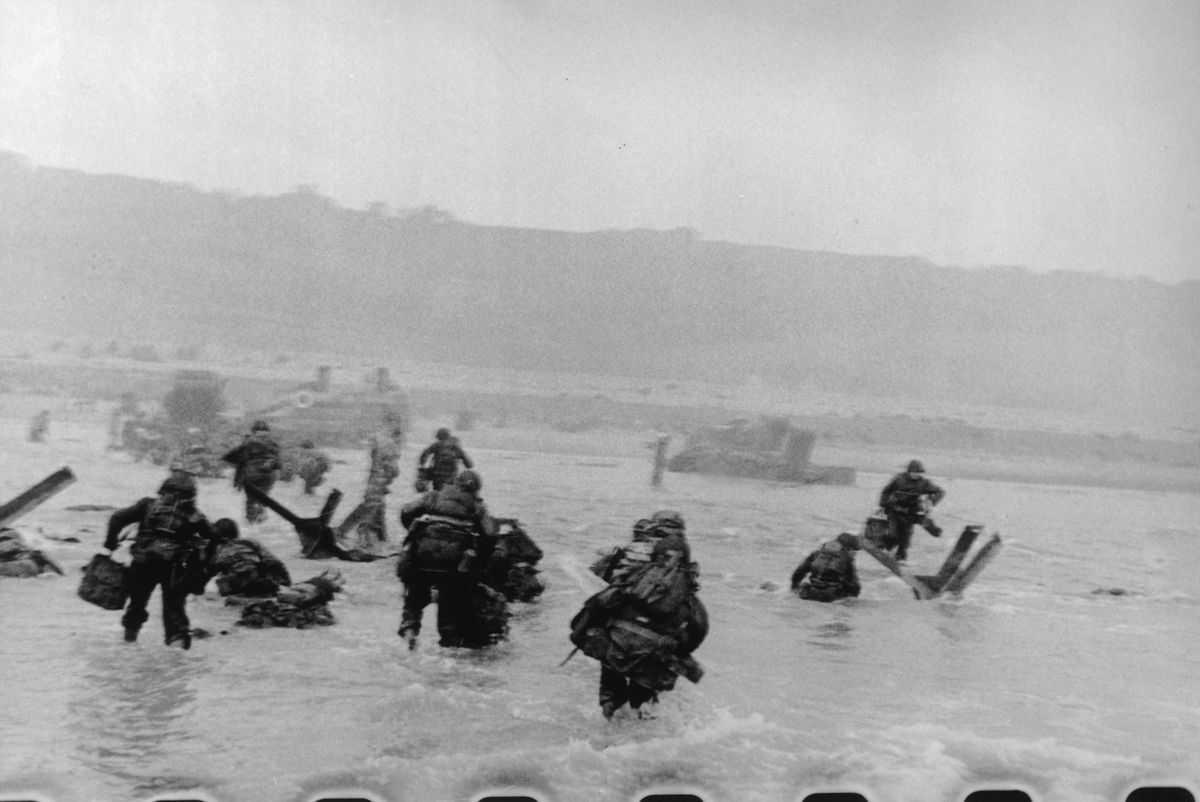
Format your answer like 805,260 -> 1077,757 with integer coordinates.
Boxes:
651,434 -> 670,487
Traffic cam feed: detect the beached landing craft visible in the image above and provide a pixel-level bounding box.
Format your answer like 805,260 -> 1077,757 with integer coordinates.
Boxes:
666,415 -> 856,485
862,517 -> 1003,599
249,365 -> 410,449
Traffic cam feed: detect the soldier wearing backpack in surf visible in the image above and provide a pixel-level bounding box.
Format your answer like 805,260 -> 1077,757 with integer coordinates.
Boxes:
570,510 -> 707,720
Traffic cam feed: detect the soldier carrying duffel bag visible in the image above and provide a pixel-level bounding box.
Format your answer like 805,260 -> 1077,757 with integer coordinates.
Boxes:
98,473 -> 215,650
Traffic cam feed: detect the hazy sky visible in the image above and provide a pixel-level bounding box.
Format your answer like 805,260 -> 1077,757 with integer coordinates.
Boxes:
2,0 -> 1198,282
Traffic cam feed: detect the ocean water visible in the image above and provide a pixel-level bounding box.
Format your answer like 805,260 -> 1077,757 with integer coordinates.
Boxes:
1,423 -> 1198,802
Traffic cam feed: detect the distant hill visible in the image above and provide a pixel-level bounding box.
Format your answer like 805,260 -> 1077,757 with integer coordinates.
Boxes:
2,150 -> 1197,425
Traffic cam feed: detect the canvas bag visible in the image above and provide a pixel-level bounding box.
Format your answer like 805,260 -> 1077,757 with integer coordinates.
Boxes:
78,553 -> 130,610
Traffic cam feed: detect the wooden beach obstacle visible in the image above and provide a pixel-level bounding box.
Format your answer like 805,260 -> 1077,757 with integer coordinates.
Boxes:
0,466 -> 76,529
862,523 -> 1002,600
245,484 -> 382,562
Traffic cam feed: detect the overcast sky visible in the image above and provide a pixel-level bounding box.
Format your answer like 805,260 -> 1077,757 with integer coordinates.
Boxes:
2,0 -> 1197,282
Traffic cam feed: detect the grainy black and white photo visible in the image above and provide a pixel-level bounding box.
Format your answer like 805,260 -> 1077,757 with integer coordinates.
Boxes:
1,2 -> 1198,801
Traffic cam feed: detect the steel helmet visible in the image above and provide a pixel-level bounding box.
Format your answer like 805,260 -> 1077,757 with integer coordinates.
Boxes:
651,509 -> 685,530
836,532 -> 861,550
158,472 -> 197,498
456,469 -> 482,492
436,427 -> 451,440
907,459 -> 925,473
251,420 -> 271,433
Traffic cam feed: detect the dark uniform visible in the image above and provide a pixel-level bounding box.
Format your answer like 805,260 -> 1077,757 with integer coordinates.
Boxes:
226,421 -> 282,524
417,428 -> 473,491
791,533 -> 862,602
396,469 -> 502,649
356,426 -> 402,549
484,519 -> 545,603
878,459 -> 945,562
296,441 -> 331,495
104,474 -> 214,649
585,510 -> 705,719
205,518 -> 292,597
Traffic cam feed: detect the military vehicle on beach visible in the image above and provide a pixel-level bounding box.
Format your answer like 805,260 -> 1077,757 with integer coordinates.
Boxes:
666,415 -> 855,485
249,366 -> 410,449
117,366 -> 409,474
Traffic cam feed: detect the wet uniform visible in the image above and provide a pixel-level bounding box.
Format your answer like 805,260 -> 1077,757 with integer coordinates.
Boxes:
878,471 -> 945,561
418,438 -> 473,491
791,538 -> 861,602
105,485 -> 214,648
357,431 -> 401,548
397,480 -> 500,648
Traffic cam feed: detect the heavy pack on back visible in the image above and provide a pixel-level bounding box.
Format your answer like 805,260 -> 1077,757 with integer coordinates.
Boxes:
621,553 -> 693,621
411,521 -> 475,574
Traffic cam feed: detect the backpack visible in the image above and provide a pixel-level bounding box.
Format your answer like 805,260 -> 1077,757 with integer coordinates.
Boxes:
408,520 -> 475,575
620,552 -> 694,621
141,496 -> 190,539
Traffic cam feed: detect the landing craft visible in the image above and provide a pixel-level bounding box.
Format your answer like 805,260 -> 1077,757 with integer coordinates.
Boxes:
249,365 -> 410,449
666,415 -> 855,485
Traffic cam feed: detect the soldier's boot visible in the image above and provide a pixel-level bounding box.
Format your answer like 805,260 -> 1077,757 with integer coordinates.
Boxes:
123,627 -> 139,643
398,623 -> 419,651
601,701 -> 618,720
166,633 -> 191,650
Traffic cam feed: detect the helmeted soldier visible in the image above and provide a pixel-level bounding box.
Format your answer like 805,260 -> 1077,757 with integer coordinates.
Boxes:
204,517 -> 292,598
356,418 -> 403,549
296,440 -> 331,496
576,509 -> 706,720
591,509 -> 693,585
104,473 -> 214,649
395,469 -> 506,650
877,459 -> 945,562
416,427 -> 473,491
224,420 -> 282,524
790,533 -> 862,602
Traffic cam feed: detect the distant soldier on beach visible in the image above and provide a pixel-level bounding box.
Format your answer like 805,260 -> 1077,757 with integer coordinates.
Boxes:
417,427 -> 473,491
27,410 -> 50,443
356,417 -> 404,549
224,420 -> 282,524
296,440 -> 332,495
790,533 -> 862,602
877,459 -> 945,563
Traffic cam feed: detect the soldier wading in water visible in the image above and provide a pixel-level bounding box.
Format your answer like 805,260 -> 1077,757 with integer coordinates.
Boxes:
104,473 -> 214,649
395,469 -> 508,650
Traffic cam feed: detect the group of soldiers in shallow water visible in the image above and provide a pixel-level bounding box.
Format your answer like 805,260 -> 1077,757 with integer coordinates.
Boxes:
69,417 -> 946,720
